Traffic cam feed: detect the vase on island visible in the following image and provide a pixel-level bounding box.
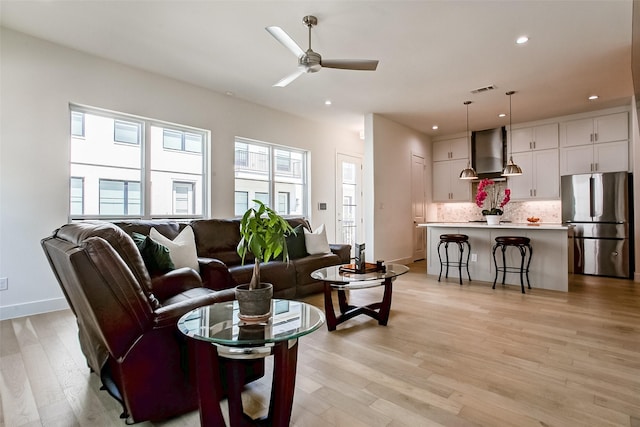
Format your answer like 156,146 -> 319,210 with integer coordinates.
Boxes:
485,215 -> 501,225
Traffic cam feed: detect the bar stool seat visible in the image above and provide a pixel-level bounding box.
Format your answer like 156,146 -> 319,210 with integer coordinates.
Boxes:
492,236 -> 533,294
437,234 -> 471,285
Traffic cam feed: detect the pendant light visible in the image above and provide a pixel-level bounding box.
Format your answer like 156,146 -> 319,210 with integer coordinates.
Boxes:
459,100 -> 478,180
502,90 -> 523,176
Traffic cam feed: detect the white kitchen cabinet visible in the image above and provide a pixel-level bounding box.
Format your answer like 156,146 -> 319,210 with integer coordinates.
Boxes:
433,137 -> 468,162
509,149 -> 559,200
432,159 -> 471,202
560,140 -> 629,175
560,112 -> 628,147
511,123 -> 558,153
559,112 -> 628,175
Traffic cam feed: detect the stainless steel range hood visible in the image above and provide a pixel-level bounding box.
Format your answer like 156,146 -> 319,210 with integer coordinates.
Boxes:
471,127 -> 506,179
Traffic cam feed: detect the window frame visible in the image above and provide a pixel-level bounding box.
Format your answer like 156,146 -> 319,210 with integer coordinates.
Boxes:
69,104 -> 210,221
234,137 -> 308,217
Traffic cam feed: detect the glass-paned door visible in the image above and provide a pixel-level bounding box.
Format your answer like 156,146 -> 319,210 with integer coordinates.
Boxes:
336,153 -> 363,256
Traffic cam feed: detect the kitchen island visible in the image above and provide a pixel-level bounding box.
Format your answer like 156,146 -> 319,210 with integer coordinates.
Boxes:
419,223 -> 573,292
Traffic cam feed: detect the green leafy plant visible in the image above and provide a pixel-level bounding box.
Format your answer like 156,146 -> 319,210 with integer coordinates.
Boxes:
237,200 -> 294,290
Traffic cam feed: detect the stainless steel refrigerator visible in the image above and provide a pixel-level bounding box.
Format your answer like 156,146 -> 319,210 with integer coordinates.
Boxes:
561,172 -> 633,278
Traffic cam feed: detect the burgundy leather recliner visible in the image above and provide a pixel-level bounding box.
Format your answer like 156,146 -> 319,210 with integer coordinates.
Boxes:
41,221 -> 264,424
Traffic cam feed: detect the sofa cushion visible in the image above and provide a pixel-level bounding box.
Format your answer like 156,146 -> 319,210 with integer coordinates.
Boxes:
132,232 -> 175,276
150,226 -> 199,273
304,224 -> 331,255
285,224 -> 308,260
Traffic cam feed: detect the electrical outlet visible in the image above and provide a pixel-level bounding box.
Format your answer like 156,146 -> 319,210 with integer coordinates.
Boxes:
0,277 -> 7,291
470,254 -> 478,262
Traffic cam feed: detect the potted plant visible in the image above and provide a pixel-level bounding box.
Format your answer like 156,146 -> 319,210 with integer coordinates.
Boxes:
476,178 -> 511,225
236,200 -> 294,320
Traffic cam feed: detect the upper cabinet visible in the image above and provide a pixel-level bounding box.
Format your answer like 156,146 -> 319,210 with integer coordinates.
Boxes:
511,123 -> 558,153
433,137 -> 468,161
509,149 -> 560,200
559,112 -> 629,175
432,158 -> 471,202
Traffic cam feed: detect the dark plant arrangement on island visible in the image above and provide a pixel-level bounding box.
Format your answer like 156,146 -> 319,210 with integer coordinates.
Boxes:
476,178 -> 511,215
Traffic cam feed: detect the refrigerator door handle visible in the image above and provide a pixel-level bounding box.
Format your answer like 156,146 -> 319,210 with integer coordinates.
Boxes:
589,176 -> 595,218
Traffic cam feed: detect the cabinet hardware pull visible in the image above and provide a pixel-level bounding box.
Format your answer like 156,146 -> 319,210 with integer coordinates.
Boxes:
590,133 -> 594,142
595,133 -> 598,142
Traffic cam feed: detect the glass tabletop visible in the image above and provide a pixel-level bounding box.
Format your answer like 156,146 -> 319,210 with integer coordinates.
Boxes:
311,263 -> 409,286
177,299 -> 325,347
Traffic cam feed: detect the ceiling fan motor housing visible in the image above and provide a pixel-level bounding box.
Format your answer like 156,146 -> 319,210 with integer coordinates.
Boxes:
299,50 -> 322,72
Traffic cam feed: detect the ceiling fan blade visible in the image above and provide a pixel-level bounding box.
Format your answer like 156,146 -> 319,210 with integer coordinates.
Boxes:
273,69 -> 305,87
321,59 -> 379,71
266,26 -> 305,57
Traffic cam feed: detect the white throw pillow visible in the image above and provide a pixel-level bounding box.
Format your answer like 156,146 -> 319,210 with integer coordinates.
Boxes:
149,226 -> 199,273
304,224 -> 331,255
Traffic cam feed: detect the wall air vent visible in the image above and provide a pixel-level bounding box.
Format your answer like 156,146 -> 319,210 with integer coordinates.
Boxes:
471,84 -> 497,94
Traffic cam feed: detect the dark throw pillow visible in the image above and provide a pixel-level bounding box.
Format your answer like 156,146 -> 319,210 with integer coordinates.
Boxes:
284,224 -> 308,260
131,232 -> 175,275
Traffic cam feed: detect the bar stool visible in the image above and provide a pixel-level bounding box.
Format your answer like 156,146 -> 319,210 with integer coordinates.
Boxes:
492,236 -> 533,294
437,234 -> 471,285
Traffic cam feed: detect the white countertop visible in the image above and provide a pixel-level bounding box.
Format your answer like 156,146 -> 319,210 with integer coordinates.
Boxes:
418,222 -> 572,230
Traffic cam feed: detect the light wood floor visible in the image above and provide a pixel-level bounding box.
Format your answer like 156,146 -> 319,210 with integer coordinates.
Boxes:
2,262 -> 640,426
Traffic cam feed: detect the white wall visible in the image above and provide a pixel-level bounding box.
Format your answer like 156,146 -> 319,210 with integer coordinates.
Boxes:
0,28 -> 364,319
365,114 -> 430,263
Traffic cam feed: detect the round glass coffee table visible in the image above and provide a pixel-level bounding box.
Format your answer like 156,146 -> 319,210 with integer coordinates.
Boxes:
311,263 -> 409,331
178,299 -> 324,427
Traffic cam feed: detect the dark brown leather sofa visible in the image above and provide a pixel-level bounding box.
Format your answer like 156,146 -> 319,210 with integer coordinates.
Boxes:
114,217 -> 351,299
41,222 -> 264,424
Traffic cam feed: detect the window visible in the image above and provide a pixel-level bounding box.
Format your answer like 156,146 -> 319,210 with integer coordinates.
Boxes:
278,192 -> 290,214
234,138 -> 307,216
69,105 -> 208,219
114,120 -> 141,144
70,177 -> 84,215
99,179 -> 141,215
173,181 -> 195,215
163,129 -> 202,153
235,191 -> 248,216
71,112 -> 85,137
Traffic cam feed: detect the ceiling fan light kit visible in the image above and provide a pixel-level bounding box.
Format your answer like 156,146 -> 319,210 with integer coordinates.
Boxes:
502,90 -> 523,177
266,15 -> 379,87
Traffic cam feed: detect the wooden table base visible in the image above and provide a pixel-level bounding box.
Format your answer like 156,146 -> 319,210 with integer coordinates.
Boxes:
323,278 -> 393,331
193,339 -> 299,427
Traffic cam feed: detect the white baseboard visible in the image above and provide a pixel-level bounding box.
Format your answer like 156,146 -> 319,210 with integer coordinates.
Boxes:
0,297 -> 70,321
635,272 -> 640,283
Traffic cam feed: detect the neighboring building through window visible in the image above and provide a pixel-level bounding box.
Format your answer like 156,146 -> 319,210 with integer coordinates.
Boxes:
70,176 -> 84,215
234,138 -> 307,217
71,111 -> 85,137
235,191 -> 248,216
69,105 -> 208,219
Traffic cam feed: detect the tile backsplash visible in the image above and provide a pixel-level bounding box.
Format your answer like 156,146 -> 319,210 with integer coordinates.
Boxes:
436,200 -> 561,224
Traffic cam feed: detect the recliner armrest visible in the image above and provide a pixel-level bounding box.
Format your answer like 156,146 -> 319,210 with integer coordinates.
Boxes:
153,288 -> 236,328
329,244 -> 352,264
198,257 -> 237,290
150,267 -> 202,302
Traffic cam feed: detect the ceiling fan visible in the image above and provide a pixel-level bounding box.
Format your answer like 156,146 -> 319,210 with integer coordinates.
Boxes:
266,15 -> 379,87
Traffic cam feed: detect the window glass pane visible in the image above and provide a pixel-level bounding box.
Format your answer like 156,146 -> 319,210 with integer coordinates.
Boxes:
70,177 -> 84,215
114,120 -> 140,144
163,129 -> 183,150
127,181 -> 141,215
71,112 -> 84,137
255,192 -> 269,207
234,191 -> 248,216
150,125 -> 204,216
184,133 -> 202,153
277,192 -> 290,214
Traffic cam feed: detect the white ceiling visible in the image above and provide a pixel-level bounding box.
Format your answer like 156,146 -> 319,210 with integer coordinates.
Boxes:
0,0 -> 633,136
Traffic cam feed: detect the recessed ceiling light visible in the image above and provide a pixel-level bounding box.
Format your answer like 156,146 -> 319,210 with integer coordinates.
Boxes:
588,95 -> 599,100
432,125 -> 439,130
324,100 -> 332,106
498,113 -> 507,118
225,91 -> 235,97
516,36 -> 529,45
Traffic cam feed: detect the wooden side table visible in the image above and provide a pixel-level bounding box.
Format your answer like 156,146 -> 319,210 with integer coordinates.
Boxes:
178,299 -> 325,427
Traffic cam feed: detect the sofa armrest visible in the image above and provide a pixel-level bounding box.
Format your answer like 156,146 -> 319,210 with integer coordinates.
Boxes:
329,244 -> 351,264
152,288 -> 236,329
150,267 -> 202,302
198,257 -> 237,291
